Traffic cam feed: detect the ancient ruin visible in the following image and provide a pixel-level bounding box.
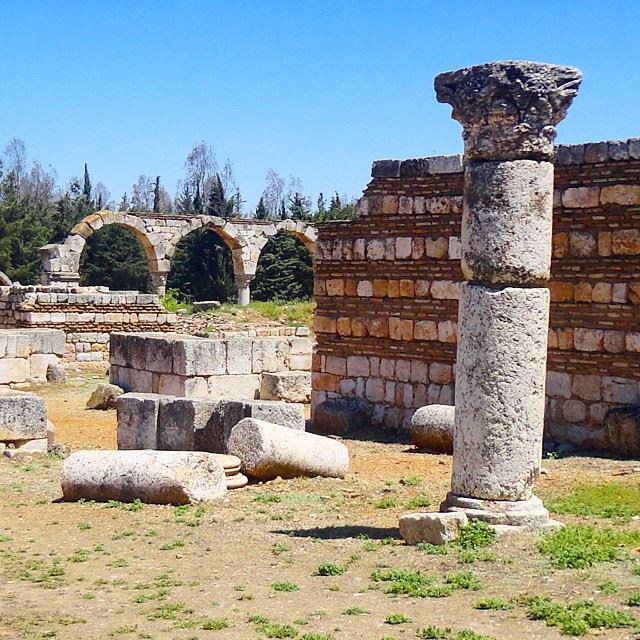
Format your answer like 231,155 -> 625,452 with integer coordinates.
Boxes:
434,60 -> 581,528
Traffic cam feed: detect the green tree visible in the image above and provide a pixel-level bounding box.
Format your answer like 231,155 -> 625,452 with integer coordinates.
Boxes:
255,196 -> 268,220
251,232 -> 313,301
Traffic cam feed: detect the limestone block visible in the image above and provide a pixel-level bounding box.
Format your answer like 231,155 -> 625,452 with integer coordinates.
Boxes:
452,284 -> 549,501
0,358 -> 30,384
226,337 -> 253,374
116,393 -> 164,449
289,353 -> 312,371
602,377 -> 639,404
60,450 -> 227,504
605,406 -> 640,457
612,229 -> 640,255
241,399 -> 305,431
601,185 -> 640,206
144,335 -> 174,373
252,338 -> 289,373
313,397 -> 370,436
208,374 -> 260,400
29,354 -> 58,380
399,511 -> 468,546
462,160 -> 553,283
561,187 -> 599,208
545,371 -> 572,399
410,404 -> 455,453
260,371 -> 311,403
173,338 -> 226,376
572,374 -> 602,401
46,362 -> 66,383
0,390 -> 47,441
573,328 -> 604,352
157,397 -> 219,451
569,232 -> 597,257
4,438 -> 48,458
227,418 -> 349,480
87,383 -> 124,410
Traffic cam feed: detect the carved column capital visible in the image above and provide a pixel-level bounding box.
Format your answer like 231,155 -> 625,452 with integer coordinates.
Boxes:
435,60 -> 582,161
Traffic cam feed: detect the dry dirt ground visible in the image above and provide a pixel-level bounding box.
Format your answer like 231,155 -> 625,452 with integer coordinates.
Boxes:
1,372 -> 639,640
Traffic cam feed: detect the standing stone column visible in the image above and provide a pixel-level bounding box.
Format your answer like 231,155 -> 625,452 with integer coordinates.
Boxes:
236,274 -> 254,306
150,271 -> 169,297
435,61 -> 582,527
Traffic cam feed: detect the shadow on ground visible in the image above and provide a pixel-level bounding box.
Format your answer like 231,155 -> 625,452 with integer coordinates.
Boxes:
273,525 -> 400,540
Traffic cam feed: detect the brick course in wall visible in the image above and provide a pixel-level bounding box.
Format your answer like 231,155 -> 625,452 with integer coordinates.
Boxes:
312,139 -> 640,450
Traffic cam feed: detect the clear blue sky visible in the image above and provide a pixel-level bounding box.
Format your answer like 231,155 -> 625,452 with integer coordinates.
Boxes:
1,0 -> 638,211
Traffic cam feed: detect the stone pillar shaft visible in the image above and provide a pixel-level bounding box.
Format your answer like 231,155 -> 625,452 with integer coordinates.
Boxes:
236,275 -> 253,306
150,271 -> 169,298
435,60 -> 582,527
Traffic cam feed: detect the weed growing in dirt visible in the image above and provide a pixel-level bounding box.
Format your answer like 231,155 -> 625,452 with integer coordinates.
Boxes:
272,581 -> 299,592
299,635 -> 334,640
20,559 -> 66,588
371,568 -> 436,597
68,548 -> 90,563
272,542 -> 290,555
77,521 -> 92,530
374,497 -> 398,509
173,504 -> 207,527
537,524 -> 640,568
597,580 -> 619,594
626,593 -> 640,606
384,613 -> 412,624
415,542 -> 448,555
105,499 -> 143,512
444,571 -> 482,591
253,621 -> 298,637
545,483 -> 640,520
525,595 -> 638,635
457,520 -> 496,549
400,476 -> 422,486
147,602 -> 194,621
314,562 -> 346,576
405,495 -> 432,509
342,606 -> 368,615
416,626 -> 451,639
201,617 -> 231,630
159,538 -> 185,550
255,492 -> 283,504
474,597 -> 514,610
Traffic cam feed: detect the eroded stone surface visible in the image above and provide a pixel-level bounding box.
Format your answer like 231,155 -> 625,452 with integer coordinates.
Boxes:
452,284 -> 549,501
399,511 -> 468,545
227,417 -> 349,480
410,404 -> 454,453
313,398 -> 371,436
0,390 -> 47,442
60,450 -> 227,504
435,60 -> 582,161
260,371 -> 311,403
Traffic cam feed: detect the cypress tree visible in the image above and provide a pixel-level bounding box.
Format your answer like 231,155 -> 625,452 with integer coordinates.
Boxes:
153,176 -> 161,213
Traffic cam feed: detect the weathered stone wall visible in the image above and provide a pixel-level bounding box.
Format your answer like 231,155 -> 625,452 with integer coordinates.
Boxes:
312,138 -> 640,450
0,285 -> 177,362
110,331 -> 313,400
0,328 -> 65,384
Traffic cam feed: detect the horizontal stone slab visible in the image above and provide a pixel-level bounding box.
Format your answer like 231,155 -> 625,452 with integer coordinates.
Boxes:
0,390 -> 47,441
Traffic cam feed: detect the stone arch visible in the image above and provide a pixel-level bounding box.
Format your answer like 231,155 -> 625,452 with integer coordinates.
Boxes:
66,210 -> 163,276
274,220 -> 317,257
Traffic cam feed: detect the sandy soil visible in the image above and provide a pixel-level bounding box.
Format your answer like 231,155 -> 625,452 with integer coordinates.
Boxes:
0,374 -> 639,640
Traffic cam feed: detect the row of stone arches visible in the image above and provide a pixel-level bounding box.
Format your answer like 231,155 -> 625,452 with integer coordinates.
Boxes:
40,210 -> 317,304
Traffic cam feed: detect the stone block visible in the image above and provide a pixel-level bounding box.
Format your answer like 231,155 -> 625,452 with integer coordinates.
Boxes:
399,512 -> 468,546
545,371 -> 572,399
562,186 -> 599,208
410,404 -> 455,453
573,328 -> 604,352
0,358 -> 30,384
569,232 -> 597,257
572,374 -> 601,401
252,338 -> 289,373
4,438 -> 48,458
173,338 -> 227,376
414,320 -> 438,341
226,337 -> 253,374
462,160 -> 553,283
116,393 -> 164,449
601,185 -> 640,206
46,362 -> 66,383
602,377 -> 639,404
0,390 -> 47,441
87,383 -> 124,410
227,418 -> 349,480
605,406 -> 640,457
611,229 -> 640,255
208,374 -> 260,400
29,354 -> 58,380
157,397 -> 219,451
260,371 -> 311,403
313,397 -> 370,436
60,450 -> 227,504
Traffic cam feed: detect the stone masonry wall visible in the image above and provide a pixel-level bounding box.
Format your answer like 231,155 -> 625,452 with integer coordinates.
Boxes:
312,138 -> 640,450
110,331 -> 313,400
0,329 -> 65,384
0,285 -> 177,362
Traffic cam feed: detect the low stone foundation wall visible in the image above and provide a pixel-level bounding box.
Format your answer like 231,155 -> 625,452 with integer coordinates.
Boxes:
0,285 -> 177,362
0,329 -> 65,384
110,331 -> 313,400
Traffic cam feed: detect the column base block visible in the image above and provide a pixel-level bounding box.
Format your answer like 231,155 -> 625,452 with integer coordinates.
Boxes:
440,492 -> 562,532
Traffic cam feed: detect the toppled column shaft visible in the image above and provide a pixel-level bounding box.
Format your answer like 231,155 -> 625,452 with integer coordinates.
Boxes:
435,61 -> 582,525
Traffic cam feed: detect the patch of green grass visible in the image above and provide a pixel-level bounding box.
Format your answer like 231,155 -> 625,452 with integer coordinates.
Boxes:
147,602 -> 194,621
254,492 -> 283,504
159,538 -> 186,551
272,542 -> 291,555
546,482 -> 640,520
537,524 -> 640,569
105,499 -> 143,512
597,580 -> 619,594
371,568 -> 436,597
444,571 -> 482,591
342,606 -> 368,615
415,542 -> 448,555
452,632 -> 496,640
474,597 -> 514,610
77,521 -> 92,530
315,562 -> 346,576
416,626 -> 451,639
68,548 -> 90,563
160,289 -> 193,314
173,504 -> 207,527
374,497 -> 398,509
399,476 -> 422,487
201,617 -> 231,630
107,558 -> 129,568
272,581 -> 299,592
299,634 -> 334,640
405,495 -> 432,509
249,615 -> 270,624
246,299 -> 315,327
384,613 -> 412,625
457,520 -> 496,549
626,593 -> 640,606
254,621 -> 298,638
456,548 -> 497,564
526,595 -> 638,636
